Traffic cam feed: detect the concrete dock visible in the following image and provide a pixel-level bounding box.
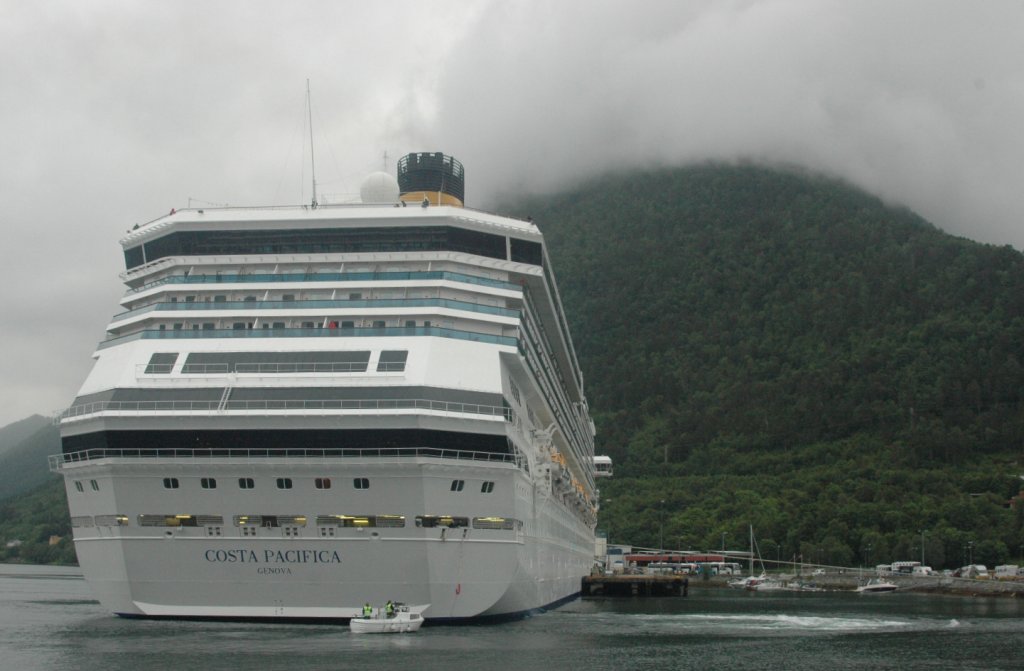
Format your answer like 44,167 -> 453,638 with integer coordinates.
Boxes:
582,574 -> 689,597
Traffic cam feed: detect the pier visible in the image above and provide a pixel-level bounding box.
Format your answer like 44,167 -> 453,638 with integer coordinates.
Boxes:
582,574 -> 689,597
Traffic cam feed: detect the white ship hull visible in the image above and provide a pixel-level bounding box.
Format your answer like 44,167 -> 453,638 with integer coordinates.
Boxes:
61,456 -> 593,620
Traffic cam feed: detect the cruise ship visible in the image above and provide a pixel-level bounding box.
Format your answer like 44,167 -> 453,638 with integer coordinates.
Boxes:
52,152 -> 607,622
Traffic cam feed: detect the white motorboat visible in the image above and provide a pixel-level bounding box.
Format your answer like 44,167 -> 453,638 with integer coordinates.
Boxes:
856,579 -> 898,593
350,604 -> 425,634
749,577 -> 787,592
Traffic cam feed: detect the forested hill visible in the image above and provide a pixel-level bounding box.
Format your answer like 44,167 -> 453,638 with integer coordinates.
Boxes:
509,164 -> 1024,569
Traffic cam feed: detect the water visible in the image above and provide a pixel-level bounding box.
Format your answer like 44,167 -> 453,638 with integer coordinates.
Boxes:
2,565 -> 1023,670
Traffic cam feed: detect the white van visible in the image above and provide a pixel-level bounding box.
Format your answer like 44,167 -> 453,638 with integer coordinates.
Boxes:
994,565 -> 1019,579
911,566 -> 935,576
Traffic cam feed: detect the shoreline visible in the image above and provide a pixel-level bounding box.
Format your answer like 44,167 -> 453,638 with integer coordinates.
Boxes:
693,573 -> 1024,598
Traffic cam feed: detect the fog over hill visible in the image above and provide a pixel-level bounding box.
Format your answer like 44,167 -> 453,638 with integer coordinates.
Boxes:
2,1 -> 1024,427
0,420 -> 59,504
0,416 -> 50,458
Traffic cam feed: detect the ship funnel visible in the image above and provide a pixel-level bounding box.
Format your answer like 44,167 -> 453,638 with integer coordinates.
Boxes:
397,152 -> 465,207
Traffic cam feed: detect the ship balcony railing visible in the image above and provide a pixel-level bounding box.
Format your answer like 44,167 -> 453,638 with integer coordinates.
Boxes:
126,270 -> 521,295
60,398 -> 513,420
111,298 -> 520,322
97,325 -> 520,350
50,446 -> 520,471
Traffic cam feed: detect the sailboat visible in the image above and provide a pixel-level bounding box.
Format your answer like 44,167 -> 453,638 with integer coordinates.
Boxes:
727,526 -> 780,590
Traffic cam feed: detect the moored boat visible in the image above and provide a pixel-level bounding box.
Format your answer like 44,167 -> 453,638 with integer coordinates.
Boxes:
856,579 -> 898,593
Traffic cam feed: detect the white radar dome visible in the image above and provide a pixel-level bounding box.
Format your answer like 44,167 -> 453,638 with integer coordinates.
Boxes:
360,171 -> 400,204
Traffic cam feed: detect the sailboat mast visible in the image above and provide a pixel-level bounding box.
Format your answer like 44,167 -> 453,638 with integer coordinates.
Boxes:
749,526 -> 754,576
307,79 -> 317,207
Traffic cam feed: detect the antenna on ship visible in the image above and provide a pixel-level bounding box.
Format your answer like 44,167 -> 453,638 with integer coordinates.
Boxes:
306,79 -> 318,208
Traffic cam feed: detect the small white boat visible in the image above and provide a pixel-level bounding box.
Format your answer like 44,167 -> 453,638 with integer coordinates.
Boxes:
728,574 -> 763,589
856,579 -> 898,593
750,577 -> 787,592
350,604 -> 425,634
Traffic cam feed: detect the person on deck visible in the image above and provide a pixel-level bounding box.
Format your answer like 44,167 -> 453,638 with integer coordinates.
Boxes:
362,603 -> 373,619
385,600 -> 395,618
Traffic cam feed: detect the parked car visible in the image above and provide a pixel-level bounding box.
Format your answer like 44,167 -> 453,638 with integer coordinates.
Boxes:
953,565 -> 990,579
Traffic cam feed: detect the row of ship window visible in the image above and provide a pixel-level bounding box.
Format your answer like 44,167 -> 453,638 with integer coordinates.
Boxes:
74,478 -> 496,494
70,513 -> 522,531
162,292 -> 430,303
155,319 -> 437,331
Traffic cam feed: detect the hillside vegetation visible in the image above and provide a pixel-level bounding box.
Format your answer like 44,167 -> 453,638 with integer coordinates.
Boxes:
4,164 -> 1024,570
0,418 -> 70,564
0,421 -> 60,502
0,480 -> 74,564
512,164 -> 1024,569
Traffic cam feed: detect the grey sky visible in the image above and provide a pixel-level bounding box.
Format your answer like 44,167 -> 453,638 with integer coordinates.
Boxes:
1,0 -> 1023,428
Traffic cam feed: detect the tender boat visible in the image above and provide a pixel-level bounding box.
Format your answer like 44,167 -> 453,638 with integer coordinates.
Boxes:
350,604 -> 425,634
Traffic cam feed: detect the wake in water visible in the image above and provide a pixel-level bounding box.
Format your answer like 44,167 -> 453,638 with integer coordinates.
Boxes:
570,611 -> 963,637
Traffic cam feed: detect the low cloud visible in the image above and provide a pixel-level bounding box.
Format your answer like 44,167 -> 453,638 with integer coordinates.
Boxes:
2,0 -> 1022,425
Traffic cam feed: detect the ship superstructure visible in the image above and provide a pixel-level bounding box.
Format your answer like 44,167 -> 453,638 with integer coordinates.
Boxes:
53,153 -> 603,621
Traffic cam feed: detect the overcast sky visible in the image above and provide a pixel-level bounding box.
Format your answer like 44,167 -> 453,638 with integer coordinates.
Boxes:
2,0 -> 1023,428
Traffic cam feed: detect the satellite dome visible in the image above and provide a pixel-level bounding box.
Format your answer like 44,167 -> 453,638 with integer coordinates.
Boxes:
360,171 -> 400,204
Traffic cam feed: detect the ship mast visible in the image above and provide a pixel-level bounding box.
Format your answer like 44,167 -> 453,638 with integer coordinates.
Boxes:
307,79 -> 317,208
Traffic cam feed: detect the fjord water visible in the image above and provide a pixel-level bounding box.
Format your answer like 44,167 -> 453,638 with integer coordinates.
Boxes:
2,565 -> 1022,670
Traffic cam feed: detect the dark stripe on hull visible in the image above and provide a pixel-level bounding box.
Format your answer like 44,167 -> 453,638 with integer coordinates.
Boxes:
112,592 -> 581,626
61,428 -> 512,456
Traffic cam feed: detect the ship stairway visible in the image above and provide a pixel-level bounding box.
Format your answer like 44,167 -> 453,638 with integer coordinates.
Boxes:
217,385 -> 233,412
